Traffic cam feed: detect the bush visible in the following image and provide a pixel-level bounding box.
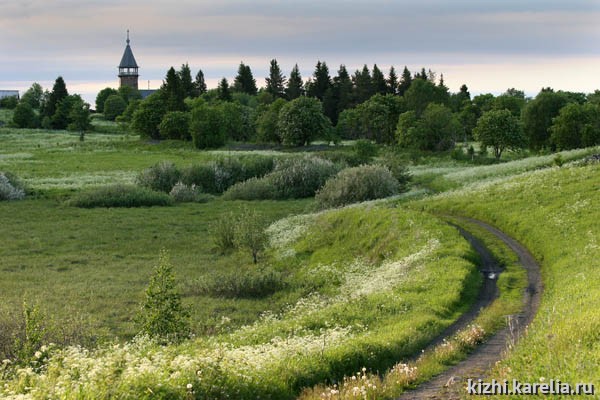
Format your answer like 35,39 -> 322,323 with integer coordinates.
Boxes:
0,172 -> 26,201
269,156 -> 340,198
316,164 -> 401,208
190,104 -> 226,149
103,94 -> 127,121
69,184 -> 173,208
221,177 -> 276,200
211,212 -> 237,254
136,161 -> 181,193
159,111 -> 190,140
192,267 -> 284,298
169,182 -> 212,203
12,102 -> 39,128
0,96 -> 19,109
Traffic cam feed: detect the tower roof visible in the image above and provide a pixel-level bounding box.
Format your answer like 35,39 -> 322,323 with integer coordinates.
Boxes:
119,30 -> 138,69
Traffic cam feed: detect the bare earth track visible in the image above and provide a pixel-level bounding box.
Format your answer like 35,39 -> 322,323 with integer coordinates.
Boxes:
398,217 -> 542,400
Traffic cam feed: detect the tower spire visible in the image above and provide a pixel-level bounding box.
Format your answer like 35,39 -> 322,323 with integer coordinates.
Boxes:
126,29 -> 130,45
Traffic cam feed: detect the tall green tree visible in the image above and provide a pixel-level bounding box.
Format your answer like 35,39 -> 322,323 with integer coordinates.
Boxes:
217,78 -> 232,101
256,98 -> 287,143
398,66 -> 412,96
21,82 -> 44,110
492,88 -> 526,116
332,64 -> 353,122
404,78 -> 448,116
194,69 -> 207,97
387,66 -> 399,95
233,62 -> 258,95
44,76 -> 68,120
67,95 -> 91,141
277,97 -> 332,146
352,65 -> 373,104
396,103 -> 459,151
286,64 -> 304,100
550,102 -> 600,150
95,87 -> 118,113
178,63 -> 195,99
306,61 -> 331,101
13,102 -> 38,128
265,59 -> 286,98
474,109 -> 525,158
103,94 -> 127,121
522,89 -> 570,150
371,64 -> 387,95
131,91 -> 168,139
161,67 -> 186,112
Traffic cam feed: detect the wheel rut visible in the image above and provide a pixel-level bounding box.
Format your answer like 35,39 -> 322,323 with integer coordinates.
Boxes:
398,217 -> 542,400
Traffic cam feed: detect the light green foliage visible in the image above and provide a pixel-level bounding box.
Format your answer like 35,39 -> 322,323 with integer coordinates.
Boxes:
234,207 -> 269,263
21,83 -> 44,110
218,101 -> 254,141
68,184 -> 173,208
67,96 -> 91,138
550,102 -> 600,150
131,91 -> 167,139
13,302 -> 47,366
211,211 -> 238,254
158,111 -> 190,140
103,94 -> 127,121
256,97 -> 287,143
137,250 -> 190,343
0,172 -> 26,201
168,182 -> 209,203
473,109 -> 525,159
315,164 -> 401,208
277,96 -> 332,146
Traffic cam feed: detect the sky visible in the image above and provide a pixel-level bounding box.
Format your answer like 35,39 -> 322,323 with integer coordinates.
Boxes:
1,0 -> 600,106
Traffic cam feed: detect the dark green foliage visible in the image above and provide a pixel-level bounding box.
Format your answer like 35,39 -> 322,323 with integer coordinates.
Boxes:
103,94 -> 127,121
371,64 -> 387,95
307,61 -> 332,101
286,64 -> 304,100
277,97 -> 332,146
332,64 -> 353,122
396,103 -> 460,151
21,83 -> 44,109
219,102 -> 254,141
217,78 -> 232,102
315,164 -> 401,208
137,250 -> 190,343
117,86 -> 142,104
95,87 -> 118,113
194,69 -> 207,97
404,78 -> 449,116
473,109 -> 525,159
522,89 -> 570,150
189,103 -> 226,148
550,102 -> 600,150
12,102 -> 39,128
43,76 -> 68,120
387,66 -> 399,95
52,95 -> 79,130
352,94 -> 405,144
352,65 -> 373,104
158,111 -> 190,140
233,62 -> 258,95
0,95 -> 19,109
352,139 -> 379,164
131,91 -> 167,139
162,67 -> 186,112
69,184 -> 173,208
116,99 -> 140,123
256,98 -> 287,143
178,63 -> 195,99
265,59 -> 286,98
492,90 -> 526,117
397,66 -> 412,96
136,161 -> 182,193
67,96 -> 91,137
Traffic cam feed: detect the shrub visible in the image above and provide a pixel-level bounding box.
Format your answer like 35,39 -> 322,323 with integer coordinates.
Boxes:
137,250 -> 190,344
190,104 -> 226,149
103,94 -> 127,121
211,212 -> 237,254
169,182 -> 212,203
12,102 -> 39,128
69,184 -> 173,208
192,267 -> 284,298
159,111 -> 190,140
136,161 -> 181,193
221,177 -> 276,200
316,164 -> 401,208
0,172 -> 26,201
234,207 -> 269,263
269,156 -> 340,198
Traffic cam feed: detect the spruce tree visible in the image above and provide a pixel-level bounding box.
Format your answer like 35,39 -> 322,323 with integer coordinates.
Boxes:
194,69 -> 207,96
387,66 -> 399,95
217,77 -> 232,101
398,66 -> 412,96
162,67 -> 185,112
372,64 -> 387,95
178,63 -> 194,98
352,65 -> 373,104
307,61 -> 331,101
286,64 -> 304,100
233,62 -> 258,95
265,59 -> 287,98
44,76 -> 68,120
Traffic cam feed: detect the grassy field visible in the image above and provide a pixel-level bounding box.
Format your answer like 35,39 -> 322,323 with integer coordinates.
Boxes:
1,118 -> 599,398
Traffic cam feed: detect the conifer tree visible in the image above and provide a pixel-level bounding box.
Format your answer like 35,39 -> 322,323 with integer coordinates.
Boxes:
194,69 -> 207,96
307,61 -> 331,101
265,59 -> 287,98
44,76 -> 68,119
398,66 -> 412,96
333,64 -> 353,117
286,64 -> 304,100
217,77 -> 232,101
178,63 -> 194,98
162,67 -> 185,111
387,66 -> 399,95
233,62 -> 258,95
352,65 -> 373,104
371,64 -> 387,95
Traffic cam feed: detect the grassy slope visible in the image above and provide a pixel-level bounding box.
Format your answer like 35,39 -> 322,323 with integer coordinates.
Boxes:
418,163 -> 600,395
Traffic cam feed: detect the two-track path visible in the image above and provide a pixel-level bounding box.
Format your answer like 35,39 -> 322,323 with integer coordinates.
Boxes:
398,217 -> 542,400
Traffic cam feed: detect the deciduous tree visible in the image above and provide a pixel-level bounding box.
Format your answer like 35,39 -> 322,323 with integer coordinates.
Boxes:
474,109 -> 525,158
